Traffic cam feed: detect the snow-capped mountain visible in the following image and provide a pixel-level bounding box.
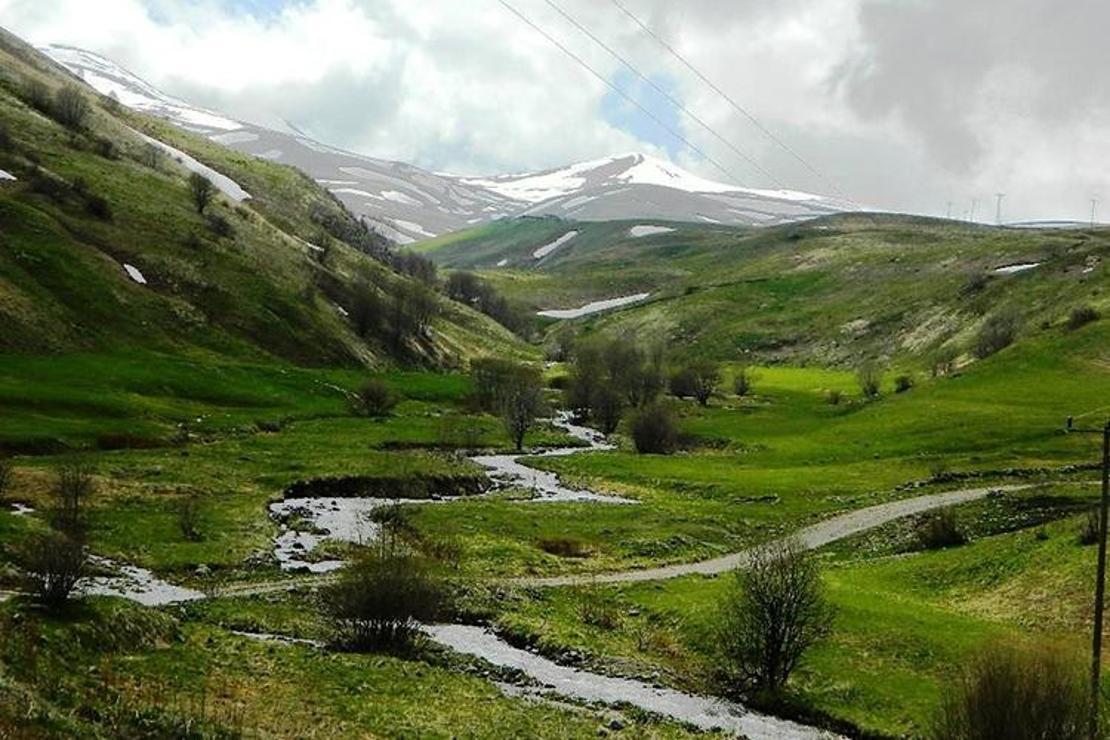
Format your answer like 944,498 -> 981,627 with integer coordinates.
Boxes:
44,45 -> 851,242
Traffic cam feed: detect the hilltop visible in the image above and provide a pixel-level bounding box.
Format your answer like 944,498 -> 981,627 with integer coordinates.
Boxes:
417,213 -> 1109,365
0,28 -> 524,369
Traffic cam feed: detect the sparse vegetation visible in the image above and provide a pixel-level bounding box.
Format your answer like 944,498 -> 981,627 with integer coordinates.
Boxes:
915,508 -> 967,550
857,362 -> 883,399
1067,305 -> 1100,330
350,378 -> 399,417
189,172 -> 215,214
931,642 -> 1087,740
177,494 -> 204,542
974,310 -> 1021,359
733,367 -> 752,397
52,85 -> 90,129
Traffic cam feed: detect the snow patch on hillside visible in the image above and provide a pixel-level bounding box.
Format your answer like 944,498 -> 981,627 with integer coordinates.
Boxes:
138,133 -> 250,201
382,190 -> 420,206
993,262 -> 1040,274
123,264 -> 147,284
533,231 -> 578,259
538,293 -> 650,319
0,170 -> 16,182
628,225 -> 674,238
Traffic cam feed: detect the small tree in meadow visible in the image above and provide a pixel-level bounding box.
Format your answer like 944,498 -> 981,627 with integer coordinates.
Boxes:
497,364 -> 545,451
688,361 -> 720,407
715,539 -> 833,695
320,542 -> 443,651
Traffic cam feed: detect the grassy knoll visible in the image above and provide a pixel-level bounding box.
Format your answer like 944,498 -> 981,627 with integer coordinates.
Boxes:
0,597 -> 710,738
489,485 -> 1103,737
418,214 -> 1109,365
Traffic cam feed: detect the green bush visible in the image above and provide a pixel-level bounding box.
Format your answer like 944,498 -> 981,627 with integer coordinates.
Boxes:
320,546 -> 444,651
630,404 -> 678,454
349,379 -> 398,418
974,311 -> 1020,359
1067,305 -> 1100,331
932,642 -> 1086,740
894,374 -> 914,393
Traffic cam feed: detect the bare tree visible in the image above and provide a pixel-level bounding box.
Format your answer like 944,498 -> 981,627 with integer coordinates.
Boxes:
689,361 -> 720,407
188,172 -> 215,215
19,530 -> 87,608
716,539 -> 833,694
497,364 -> 545,451
52,464 -> 95,538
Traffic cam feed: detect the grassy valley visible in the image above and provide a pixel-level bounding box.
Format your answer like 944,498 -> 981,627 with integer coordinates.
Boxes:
2,21 -> 1110,740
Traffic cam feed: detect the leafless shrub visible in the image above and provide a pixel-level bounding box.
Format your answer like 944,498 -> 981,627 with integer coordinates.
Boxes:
715,538 -> 833,694
319,544 -> 443,651
189,172 -> 215,214
177,494 -> 204,542
915,508 -> 967,550
630,403 -> 678,454
19,530 -> 87,608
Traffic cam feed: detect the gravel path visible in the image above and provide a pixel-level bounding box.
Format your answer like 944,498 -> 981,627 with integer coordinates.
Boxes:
210,483 -> 1028,599
510,484 -> 1028,588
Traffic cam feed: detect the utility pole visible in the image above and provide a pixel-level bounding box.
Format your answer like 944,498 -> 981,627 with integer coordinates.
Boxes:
995,193 -> 1006,226
969,198 -> 978,223
1093,198 -> 1099,228
1067,416 -> 1110,739
946,201 -> 953,220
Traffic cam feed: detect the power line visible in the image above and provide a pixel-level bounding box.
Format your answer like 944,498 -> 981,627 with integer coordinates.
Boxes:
609,0 -> 852,202
541,0 -> 783,189
496,0 -> 749,187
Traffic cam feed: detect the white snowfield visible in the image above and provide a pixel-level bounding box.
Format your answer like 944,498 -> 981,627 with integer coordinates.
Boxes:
538,292 -> 650,319
122,263 -> 147,284
628,224 -> 674,238
464,153 -> 830,205
993,262 -> 1040,274
533,230 -> 578,259
44,45 -> 242,132
138,133 -> 250,202
0,170 -> 16,181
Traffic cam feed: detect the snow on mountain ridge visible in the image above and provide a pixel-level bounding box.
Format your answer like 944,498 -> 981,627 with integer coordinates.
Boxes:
42,44 -> 851,241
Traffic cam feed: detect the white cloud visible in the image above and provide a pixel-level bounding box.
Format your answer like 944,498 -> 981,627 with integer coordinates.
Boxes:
2,0 -> 1107,221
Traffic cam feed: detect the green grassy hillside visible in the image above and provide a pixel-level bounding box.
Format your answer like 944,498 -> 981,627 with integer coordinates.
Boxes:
0,28 -> 525,369
419,214 -> 1108,365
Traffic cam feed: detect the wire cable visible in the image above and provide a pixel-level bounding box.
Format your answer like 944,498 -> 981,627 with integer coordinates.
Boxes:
609,0 -> 853,202
542,0 -> 783,188
495,0 -> 749,187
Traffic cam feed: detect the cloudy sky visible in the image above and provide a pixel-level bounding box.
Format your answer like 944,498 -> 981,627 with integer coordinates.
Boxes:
3,0 -> 1107,221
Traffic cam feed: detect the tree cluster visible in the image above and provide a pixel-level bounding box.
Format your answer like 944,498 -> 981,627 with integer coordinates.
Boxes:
445,271 -> 530,337
470,358 -> 545,450
566,336 -> 665,433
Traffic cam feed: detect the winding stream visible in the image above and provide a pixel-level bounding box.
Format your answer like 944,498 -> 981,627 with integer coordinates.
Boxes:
57,415 -> 1012,738
268,412 -> 633,571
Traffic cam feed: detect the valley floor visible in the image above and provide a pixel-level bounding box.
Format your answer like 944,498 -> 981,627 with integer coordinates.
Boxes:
1,317 -> 1109,738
